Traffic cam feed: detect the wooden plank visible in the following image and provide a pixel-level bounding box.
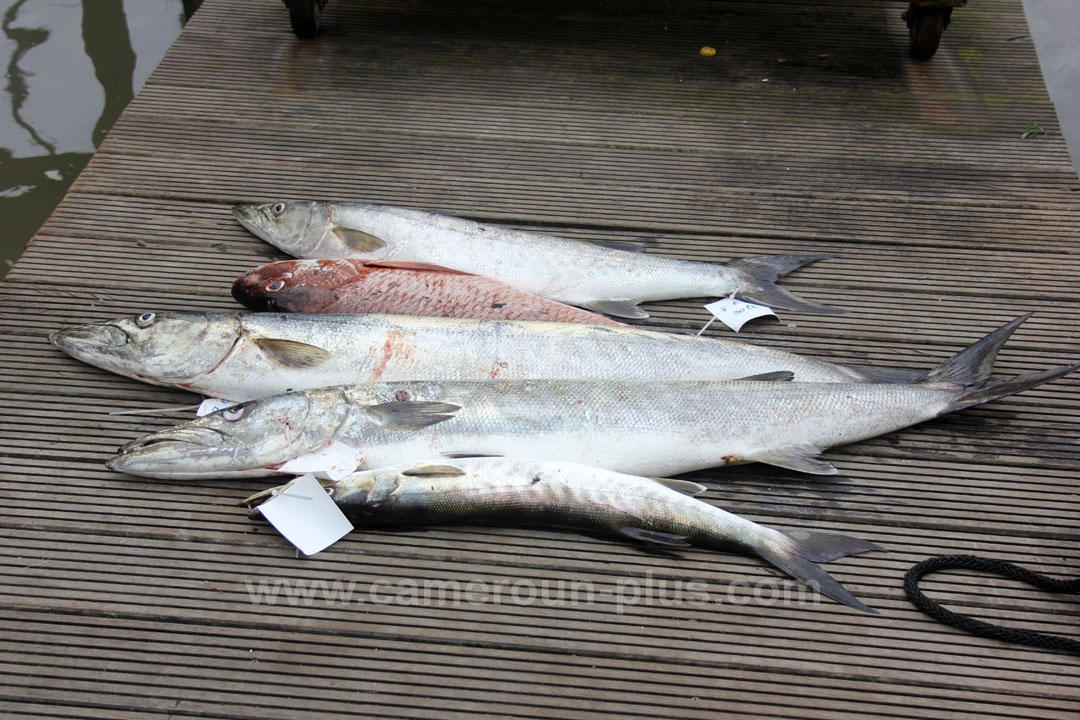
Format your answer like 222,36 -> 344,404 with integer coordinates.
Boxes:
1,0 -> 1078,717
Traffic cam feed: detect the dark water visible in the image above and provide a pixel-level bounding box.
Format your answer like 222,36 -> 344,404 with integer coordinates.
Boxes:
0,0 -> 186,278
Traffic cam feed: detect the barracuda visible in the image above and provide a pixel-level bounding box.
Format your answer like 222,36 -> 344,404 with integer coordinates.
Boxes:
244,457 -> 883,613
49,311 -> 891,402
232,200 -> 843,318
107,315 -> 1078,481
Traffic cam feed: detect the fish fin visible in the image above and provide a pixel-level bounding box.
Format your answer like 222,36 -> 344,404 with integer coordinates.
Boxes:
251,338 -> 331,368
595,240 -> 647,253
333,226 -> 387,253
242,485 -> 286,508
649,477 -> 708,496
581,300 -> 650,319
726,254 -> 844,315
749,443 -> 837,475
950,362 -> 1080,413
757,536 -> 878,614
839,364 -> 926,384
735,371 -> 795,382
440,451 -> 505,459
781,529 -> 884,563
620,527 -> 692,546
363,401 -> 461,430
400,464 -> 468,477
920,313 -> 1030,386
361,260 -> 475,276
909,313 -> 1080,410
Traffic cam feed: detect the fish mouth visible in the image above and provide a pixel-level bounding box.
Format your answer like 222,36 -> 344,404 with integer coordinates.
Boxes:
230,273 -> 274,311
49,323 -> 130,351
107,426 -> 270,480
232,204 -> 270,239
114,426 -> 228,455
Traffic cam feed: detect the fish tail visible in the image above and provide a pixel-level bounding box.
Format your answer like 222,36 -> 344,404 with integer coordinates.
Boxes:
726,254 -> 845,315
920,313 -> 1031,386
757,529 -> 881,614
914,313 -> 1080,410
950,362 -> 1080,412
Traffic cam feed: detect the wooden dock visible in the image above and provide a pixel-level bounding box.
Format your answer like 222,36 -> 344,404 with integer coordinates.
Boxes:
2,0 -> 1078,716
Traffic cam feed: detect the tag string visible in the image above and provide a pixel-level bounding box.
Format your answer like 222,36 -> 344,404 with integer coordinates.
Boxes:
109,404 -> 202,416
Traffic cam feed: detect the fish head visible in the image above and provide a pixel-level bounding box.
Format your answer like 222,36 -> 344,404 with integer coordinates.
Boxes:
231,259 -> 361,312
232,201 -> 336,257
108,388 -> 353,479
49,312 -> 240,386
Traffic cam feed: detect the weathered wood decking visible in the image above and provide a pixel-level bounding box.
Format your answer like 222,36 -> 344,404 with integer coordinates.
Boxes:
2,0 -> 1078,717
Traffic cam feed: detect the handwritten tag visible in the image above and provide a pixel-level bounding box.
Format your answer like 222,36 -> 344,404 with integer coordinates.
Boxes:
701,297 -> 777,333
278,442 -> 365,481
197,398 -> 239,417
256,474 -> 354,555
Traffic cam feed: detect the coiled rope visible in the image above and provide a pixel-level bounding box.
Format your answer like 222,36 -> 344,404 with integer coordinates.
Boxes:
904,555 -> 1080,654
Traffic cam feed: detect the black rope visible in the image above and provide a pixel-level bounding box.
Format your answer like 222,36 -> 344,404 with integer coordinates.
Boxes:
904,555 -> 1080,654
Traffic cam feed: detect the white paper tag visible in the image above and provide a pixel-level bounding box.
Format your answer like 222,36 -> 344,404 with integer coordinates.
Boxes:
278,442 -> 365,481
702,297 -> 777,332
256,474 -> 354,555
197,398 -> 239,417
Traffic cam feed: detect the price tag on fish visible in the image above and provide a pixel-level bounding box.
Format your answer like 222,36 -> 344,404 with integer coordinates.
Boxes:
255,474 -> 354,556
701,297 -> 776,333
278,442 -> 366,481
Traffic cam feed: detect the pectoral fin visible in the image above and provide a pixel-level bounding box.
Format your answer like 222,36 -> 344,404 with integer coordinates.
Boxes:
649,477 -> 708,496
252,338 -> 331,368
620,527 -> 692,546
363,401 -> 461,430
581,300 -> 649,319
333,226 -> 387,253
401,464 -> 468,477
750,443 -> 837,475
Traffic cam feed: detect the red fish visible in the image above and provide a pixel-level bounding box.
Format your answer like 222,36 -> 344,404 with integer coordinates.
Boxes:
232,259 -> 629,326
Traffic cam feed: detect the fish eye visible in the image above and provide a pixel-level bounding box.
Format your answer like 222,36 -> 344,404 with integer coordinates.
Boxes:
222,405 -> 246,422
266,280 -> 286,293
271,203 -> 286,216
135,313 -> 156,328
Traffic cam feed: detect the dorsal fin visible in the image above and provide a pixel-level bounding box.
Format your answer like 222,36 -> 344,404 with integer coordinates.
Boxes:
595,240 -> 647,253
735,371 -> 795,382
440,451 -> 505,459
360,259 -> 475,275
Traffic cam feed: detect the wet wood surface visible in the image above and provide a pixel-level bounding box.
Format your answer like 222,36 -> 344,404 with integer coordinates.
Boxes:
1,0 -> 1078,717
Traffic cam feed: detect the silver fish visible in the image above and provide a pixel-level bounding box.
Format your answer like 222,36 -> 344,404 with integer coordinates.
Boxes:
108,315 -> 1078,480
232,200 -> 842,318
244,457 -> 882,613
49,311 -> 895,402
